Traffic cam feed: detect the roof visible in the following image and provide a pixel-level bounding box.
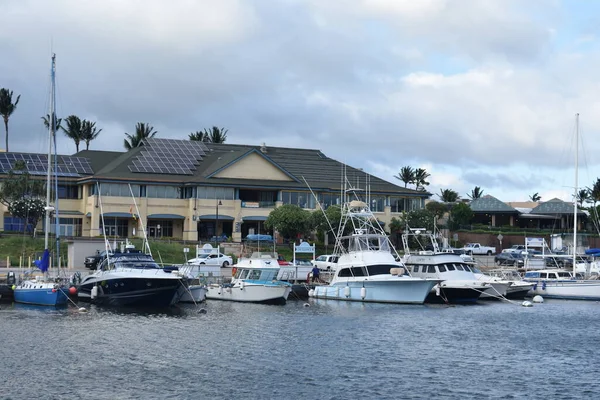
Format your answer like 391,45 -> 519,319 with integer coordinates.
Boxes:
530,198 -> 585,215
469,195 -> 519,213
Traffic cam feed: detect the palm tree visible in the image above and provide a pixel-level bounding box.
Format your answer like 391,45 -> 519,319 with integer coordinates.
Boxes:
61,115 -> 83,152
529,192 -> 542,202
576,188 -> 590,208
467,186 -> 484,200
0,88 -> 21,152
81,120 -> 102,150
124,122 -> 157,150
413,168 -> 430,191
203,126 -> 228,143
438,188 -> 459,203
394,166 -> 414,188
41,113 -> 62,132
189,131 -> 204,141
589,179 -> 600,205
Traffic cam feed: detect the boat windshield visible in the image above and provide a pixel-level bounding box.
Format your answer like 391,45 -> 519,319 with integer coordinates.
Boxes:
101,254 -> 160,270
237,268 -> 279,281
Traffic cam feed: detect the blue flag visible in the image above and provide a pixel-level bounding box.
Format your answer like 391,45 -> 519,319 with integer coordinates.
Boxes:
34,249 -> 50,273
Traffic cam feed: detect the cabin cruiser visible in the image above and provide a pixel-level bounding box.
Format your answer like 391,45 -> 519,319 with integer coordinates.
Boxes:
309,197 -> 438,304
523,269 -> 600,300
205,253 -> 292,304
78,247 -> 185,307
402,230 -> 490,304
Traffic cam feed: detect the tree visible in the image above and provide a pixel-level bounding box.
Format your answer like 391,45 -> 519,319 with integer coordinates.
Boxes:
264,204 -> 311,240
61,115 -> 83,152
413,168 -> 430,191
396,208 -> 437,232
529,192 -> 542,202
589,179 -> 600,205
425,201 -> 448,220
0,88 -> 21,152
124,122 -> 157,150
576,188 -> 590,209
81,120 -> 102,150
394,166 -> 414,188
449,202 -> 473,230
8,197 -> 45,236
467,186 -> 484,200
438,188 -> 459,203
42,113 -> 62,132
203,126 -> 228,143
189,131 -> 204,141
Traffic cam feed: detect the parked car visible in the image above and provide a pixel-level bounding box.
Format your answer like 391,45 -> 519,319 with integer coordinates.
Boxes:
312,254 -> 339,270
494,252 -> 524,267
186,252 -> 233,268
84,249 -> 113,270
277,254 -> 290,266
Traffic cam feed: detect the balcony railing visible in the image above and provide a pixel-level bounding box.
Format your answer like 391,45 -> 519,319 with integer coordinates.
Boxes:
241,201 -> 276,208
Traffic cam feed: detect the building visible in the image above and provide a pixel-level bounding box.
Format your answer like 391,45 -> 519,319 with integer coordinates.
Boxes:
0,138 -> 429,242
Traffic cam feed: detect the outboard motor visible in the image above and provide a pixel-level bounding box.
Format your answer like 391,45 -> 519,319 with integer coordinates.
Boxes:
6,271 -> 15,285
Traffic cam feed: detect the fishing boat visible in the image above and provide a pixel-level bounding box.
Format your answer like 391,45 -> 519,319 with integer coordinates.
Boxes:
485,269 -> 534,300
309,184 -> 438,304
402,229 -> 491,304
205,253 -> 293,304
13,54 -> 69,307
523,114 -> 600,300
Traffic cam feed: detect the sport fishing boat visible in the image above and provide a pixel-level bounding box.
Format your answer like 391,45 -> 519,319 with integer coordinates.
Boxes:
486,269 -> 534,299
205,253 -> 292,305
402,230 -> 490,304
309,188 -> 438,304
78,246 -> 185,307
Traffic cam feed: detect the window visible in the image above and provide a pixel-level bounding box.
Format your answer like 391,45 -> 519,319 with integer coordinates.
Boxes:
427,265 -> 436,273
50,217 -> 82,236
281,191 -> 316,209
446,264 -> 455,271
351,267 -> 366,276
147,220 -> 173,237
197,186 -> 235,200
57,184 -> 79,199
183,187 -> 195,199
239,270 -> 249,279
370,196 -> 385,212
98,183 -> 140,197
438,265 -> 447,272
338,268 -> 352,277
100,217 -> 129,237
412,265 -> 420,273
320,193 -> 341,209
366,265 -> 395,276
146,185 -> 180,199
248,270 -> 261,280
455,264 -> 464,271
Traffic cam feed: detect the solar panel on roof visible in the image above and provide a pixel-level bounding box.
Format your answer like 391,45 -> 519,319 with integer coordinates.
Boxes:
0,153 -> 94,177
127,138 -> 209,175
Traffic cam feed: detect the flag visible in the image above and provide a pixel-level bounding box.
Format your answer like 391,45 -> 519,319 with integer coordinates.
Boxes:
34,249 -> 50,273
130,205 -> 137,220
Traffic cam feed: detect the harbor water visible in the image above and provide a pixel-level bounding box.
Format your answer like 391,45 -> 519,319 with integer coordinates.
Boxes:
1,299 -> 600,400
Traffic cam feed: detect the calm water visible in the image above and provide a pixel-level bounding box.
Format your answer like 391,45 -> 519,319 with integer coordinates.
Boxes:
1,298 -> 600,400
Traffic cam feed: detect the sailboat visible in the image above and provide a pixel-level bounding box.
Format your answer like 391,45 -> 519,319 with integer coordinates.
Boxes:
13,54 -> 69,306
524,113 -> 600,300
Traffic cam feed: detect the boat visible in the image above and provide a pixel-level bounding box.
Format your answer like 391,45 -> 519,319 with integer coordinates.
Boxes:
309,185 -> 439,304
78,245 -> 186,307
205,252 -> 293,304
522,114 -> 600,300
13,54 -> 69,307
485,269 -> 534,299
402,229 -> 491,304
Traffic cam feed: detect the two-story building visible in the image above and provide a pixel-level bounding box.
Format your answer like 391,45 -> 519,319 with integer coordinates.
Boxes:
0,138 -> 430,241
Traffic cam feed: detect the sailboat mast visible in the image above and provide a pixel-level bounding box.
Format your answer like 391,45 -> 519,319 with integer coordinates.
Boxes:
44,54 -> 56,251
573,113 -> 579,276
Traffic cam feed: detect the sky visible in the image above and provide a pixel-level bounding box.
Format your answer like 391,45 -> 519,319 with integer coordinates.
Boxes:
1,0 -> 600,203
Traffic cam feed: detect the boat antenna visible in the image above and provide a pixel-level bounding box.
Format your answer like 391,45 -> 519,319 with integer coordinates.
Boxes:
128,183 -> 152,257
573,113 -> 579,276
96,182 -> 112,266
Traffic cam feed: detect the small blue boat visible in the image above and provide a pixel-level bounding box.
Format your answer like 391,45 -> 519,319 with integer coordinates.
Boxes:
13,250 -> 68,307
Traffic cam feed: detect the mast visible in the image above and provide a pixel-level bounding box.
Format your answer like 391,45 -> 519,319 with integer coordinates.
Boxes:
44,54 -> 56,252
573,113 -> 579,276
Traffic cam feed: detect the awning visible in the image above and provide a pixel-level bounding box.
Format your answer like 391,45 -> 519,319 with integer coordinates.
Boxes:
60,210 -> 84,215
147,214 -> 185,220
197,214 -> 234,221
242,216 -> 268,221
101,212 -> 139,218
86,212 -> 92,217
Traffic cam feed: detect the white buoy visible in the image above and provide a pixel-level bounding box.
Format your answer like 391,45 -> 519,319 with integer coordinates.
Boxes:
78,307 -> 87,313
91,285 -> 98,300
240,281 -> 245,290
532,295 -> 544,303
198,309 -> 207,314
360,287 -> 366,299
308,289 -> 315,298
303,303 -> 310,307
522,301 -> 533,307
344,286 -> 351,298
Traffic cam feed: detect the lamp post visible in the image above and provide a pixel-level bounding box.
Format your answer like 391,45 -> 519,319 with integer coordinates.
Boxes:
215,200 -> 222,248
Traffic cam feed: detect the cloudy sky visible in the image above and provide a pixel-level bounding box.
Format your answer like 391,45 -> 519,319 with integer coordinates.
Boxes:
1,0 -> 599,202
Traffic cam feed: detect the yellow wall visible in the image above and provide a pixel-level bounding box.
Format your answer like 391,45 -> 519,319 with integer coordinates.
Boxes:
213,153 -> 293,181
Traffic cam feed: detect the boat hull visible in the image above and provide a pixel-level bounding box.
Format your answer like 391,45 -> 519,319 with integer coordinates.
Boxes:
426,286 -> 484,304
310,280 -> 437,304
205,283 -> 291,305
13,284 -> 68,306
78,277 -> 182,307
179,285 -> 207,303
479,283 -> 509,300
527,280 -> 600,300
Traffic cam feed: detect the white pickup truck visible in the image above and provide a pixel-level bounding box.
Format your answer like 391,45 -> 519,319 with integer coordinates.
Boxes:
463,243 -> 496,255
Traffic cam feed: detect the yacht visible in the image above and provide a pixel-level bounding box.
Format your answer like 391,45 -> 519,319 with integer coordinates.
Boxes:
78,247 -> 185,307
309,195 -> 438,304
205,254 -> 293,304
486,269 -> 534,299
523,269 -> 600,300
402,230 -> 490,304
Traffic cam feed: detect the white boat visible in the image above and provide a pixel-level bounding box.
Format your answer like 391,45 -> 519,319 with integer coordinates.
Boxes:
402,230 -> 491,304
14,54 -> 69,307
178,285 -> 208,303
486,269 -> 534,299
205,254 -> 292,304
522,114 -> 600,300
309,189 -> 438,304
